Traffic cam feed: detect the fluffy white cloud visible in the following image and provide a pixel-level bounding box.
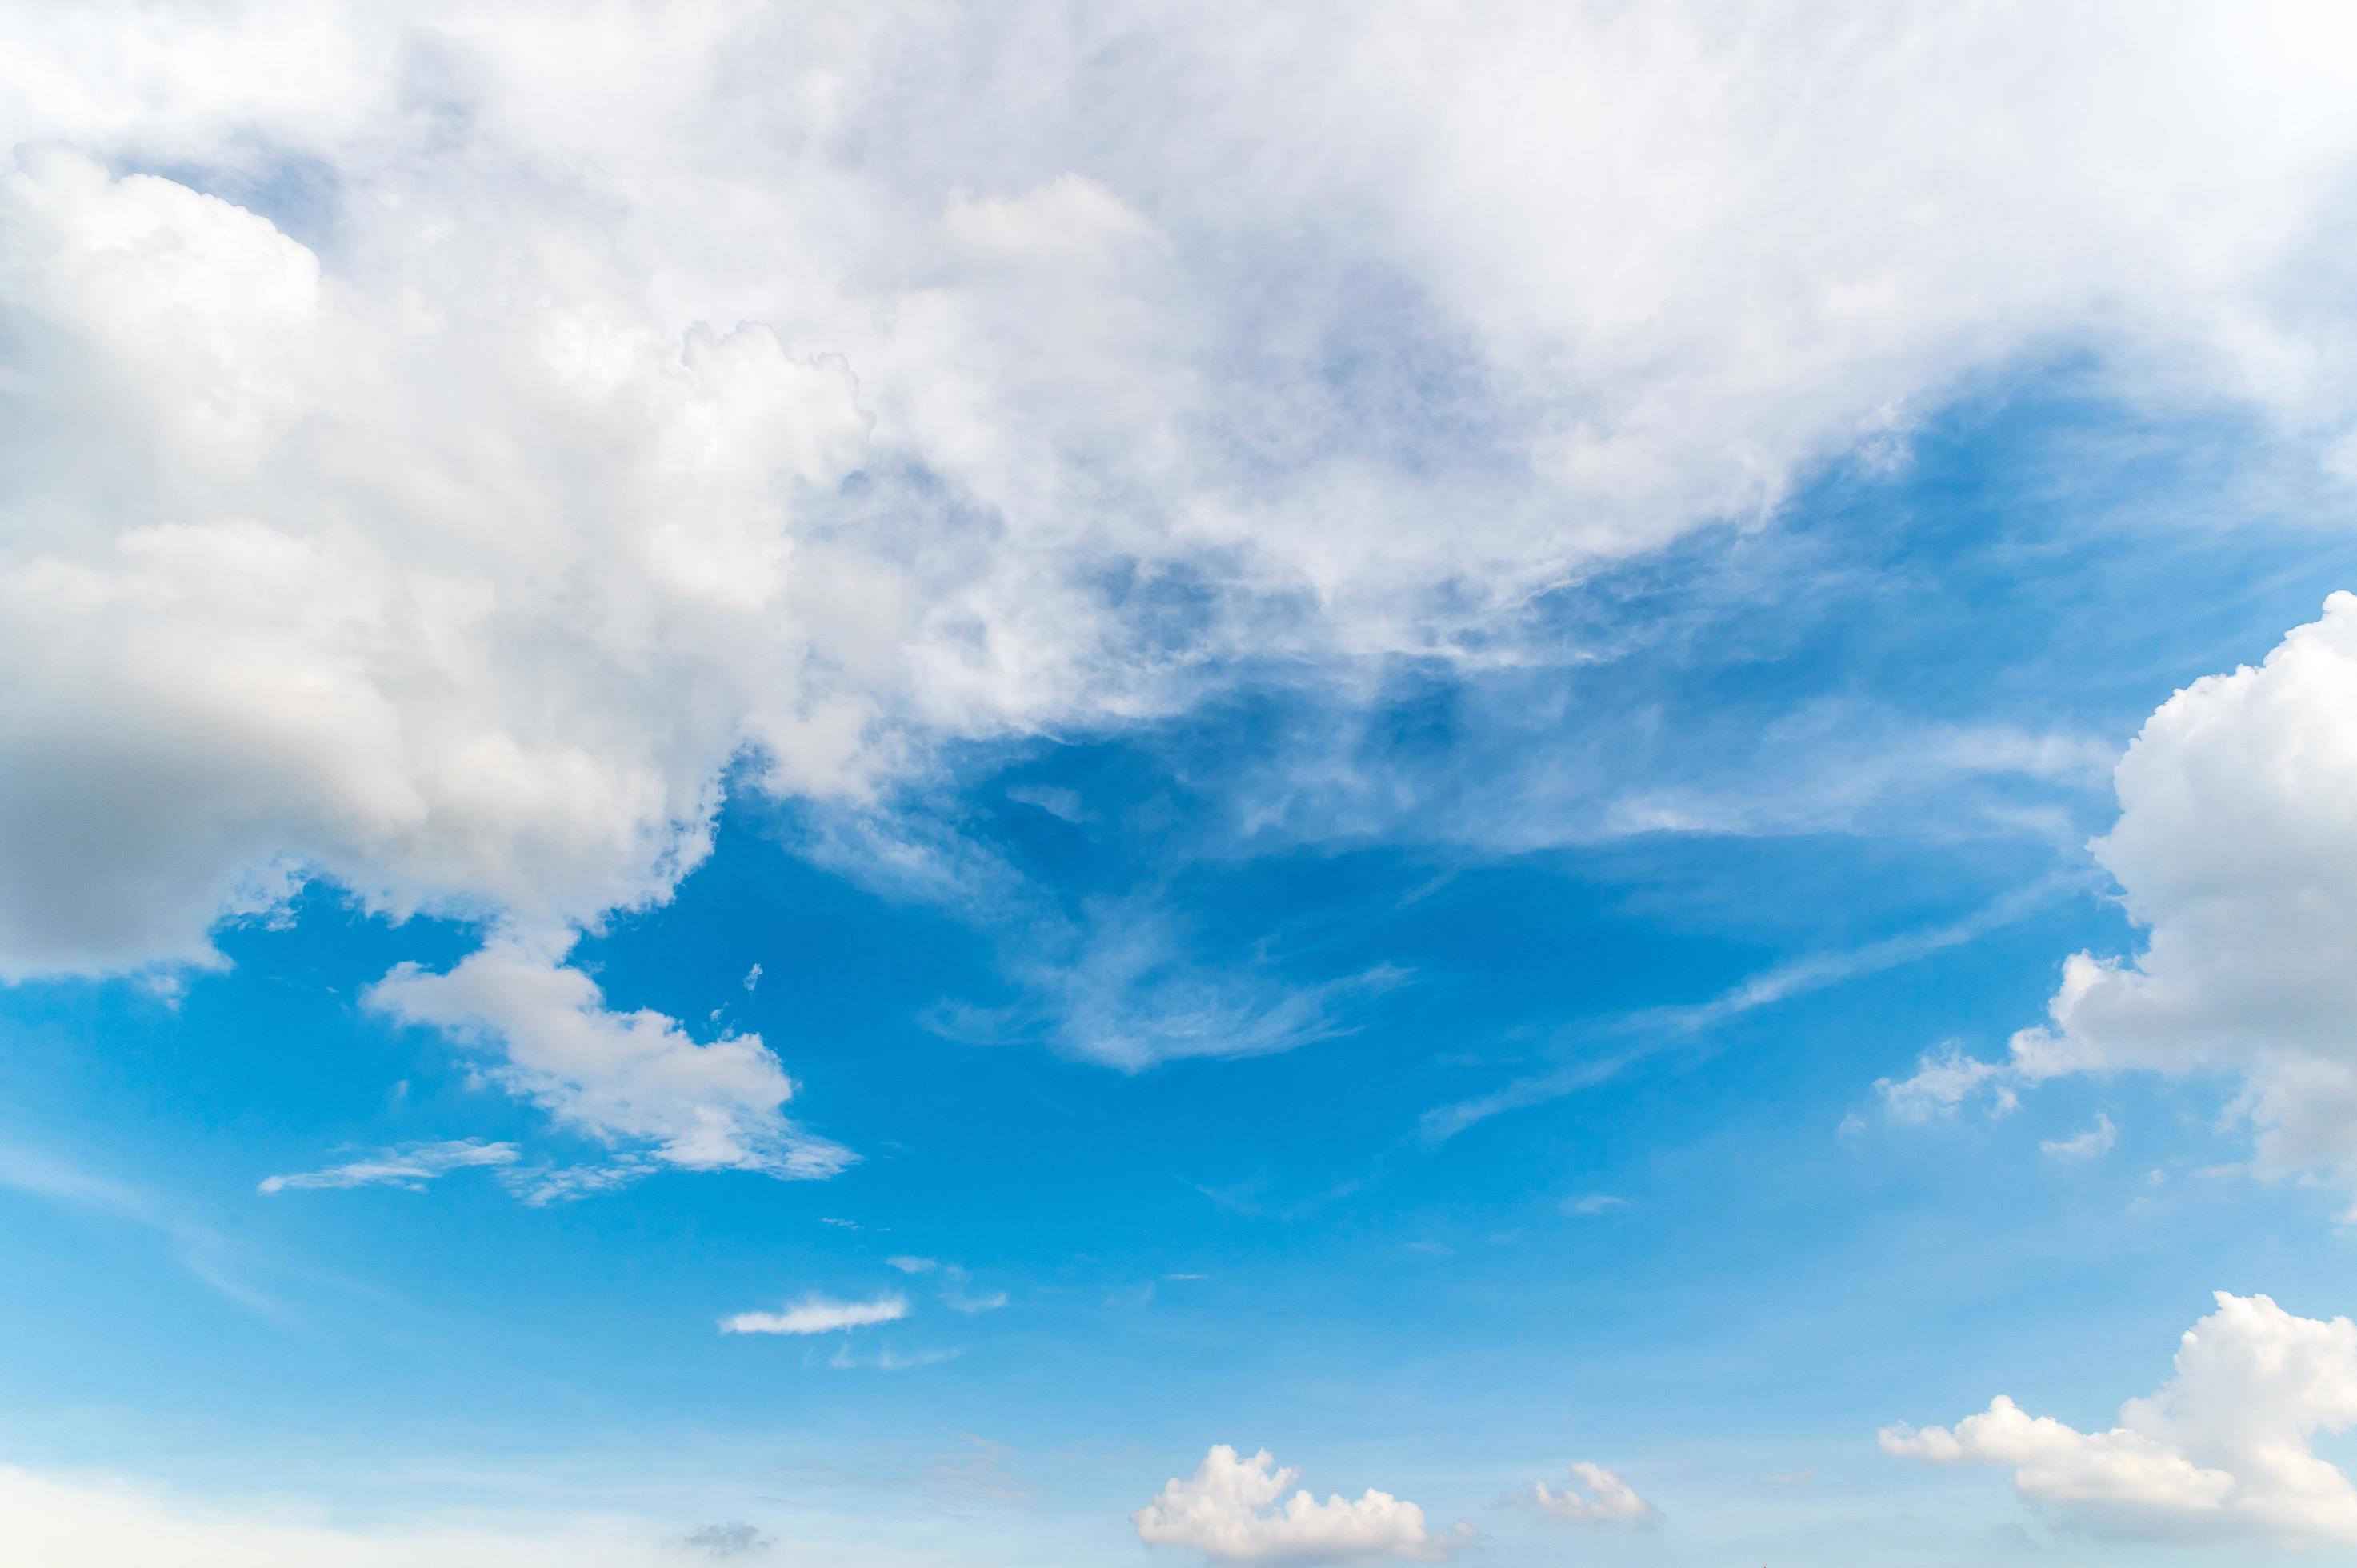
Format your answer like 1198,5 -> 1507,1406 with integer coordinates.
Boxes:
10,2 -> 2357,1171
719,1292 -> 907,1337
1523,1462 -> 1656,1526
1,2 -> 2355,988
1907,595 -> 2357,1198
1883,1291 -> 2357,1544
366,931 -> 847,1180
257,1138 -> 518,1194
0,1464 -> 685,1567
1131,1446 -> 1461,1564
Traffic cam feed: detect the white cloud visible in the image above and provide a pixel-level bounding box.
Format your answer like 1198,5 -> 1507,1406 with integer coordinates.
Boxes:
1522,1462 -> 1656,1526
719,1292 -> 907,1338
1883,1291 -> 2357,1544
0,1464 -> 682,1567
1559,1194 -> 1627,1217
258,1138 -> 518,1194
1919,596 -> 2357,1201
366,930 -> 848,1181
2042,1114 -> 2119,1162
929,902 -> 1410,1071
1131,1446 -> 1462,1564
2,2 -> 2357,993
1877,1046 -> 2021,1122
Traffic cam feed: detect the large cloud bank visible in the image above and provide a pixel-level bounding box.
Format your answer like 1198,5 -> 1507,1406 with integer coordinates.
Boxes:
1884,1291 -> 2357,1544
10,2 -> 2357,1158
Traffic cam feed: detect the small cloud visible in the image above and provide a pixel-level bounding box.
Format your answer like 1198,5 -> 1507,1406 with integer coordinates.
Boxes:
1560,1194 -> 1627,1217
742,963 -> 763,993
258,1139 -> 518,1194
497,1158 -> 652,1205
945,1283 -> 1009,1314
1876,1044 -> 2019,1122
819,1216 -> 860,1229
1837,1112 -> 1867,1140
721,1292 -> 908,1336
886,1255 -> 938,1274
682,1521 -> 771,1558
2041,1112 -> 2117,1162
1768,1467 -> 1815,1486
1517,1462 -> 1658,1527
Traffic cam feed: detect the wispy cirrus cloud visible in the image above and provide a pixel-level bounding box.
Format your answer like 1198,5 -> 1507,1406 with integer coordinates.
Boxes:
258,1138 -> 518,1194
719,1293 -> 907,1338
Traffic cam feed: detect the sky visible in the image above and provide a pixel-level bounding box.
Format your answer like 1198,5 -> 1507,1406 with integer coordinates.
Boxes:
7,2 -> 2357,1563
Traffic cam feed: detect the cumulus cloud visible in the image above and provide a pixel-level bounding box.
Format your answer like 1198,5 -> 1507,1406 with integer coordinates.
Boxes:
719,1292 -> 907,1337
1906,596 -> 2357,1201
1520,1462 -> 1657,1526
257,1138 -> 518,1194
366,930 -> 848,1180
1883,1291 -> 2357,1544
0,2 -> 2355,991
1131,1446 -> 1463,1563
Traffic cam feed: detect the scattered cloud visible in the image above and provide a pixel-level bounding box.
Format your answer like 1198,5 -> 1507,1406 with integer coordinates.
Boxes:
1133,1446 -> 1466,1563
927,902 -> 1411,1072
720,1293 -> 908,1338
258,1138 -> 518,1194
1883,1292 -> 2357,1544
1878,1046 -> 2021,1123
497,1158 -> 655,1206
1559,1194 -> 1627,1217
367,929 -> 850,1182
741,963 -> 762,994
1903,598 -> 2357,1210
2042,1114 -> 2119,1162
1515,1462 -> 1657,1527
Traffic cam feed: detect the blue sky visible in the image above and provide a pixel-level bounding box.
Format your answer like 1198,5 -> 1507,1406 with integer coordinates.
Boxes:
9,6 -> 2357,1564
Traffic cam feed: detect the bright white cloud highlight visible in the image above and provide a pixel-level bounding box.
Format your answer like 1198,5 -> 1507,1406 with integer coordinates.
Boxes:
366,931 -> 846,1181
4,2 -> 2357,990
1909,595 -> 2357,1200
1883,1291 -> 2357,1544
1131,1446 -> 1459,1563
719,1292 -> 907,1338
257,1138 -> 518,1194
1524,1462 -> 1657,1526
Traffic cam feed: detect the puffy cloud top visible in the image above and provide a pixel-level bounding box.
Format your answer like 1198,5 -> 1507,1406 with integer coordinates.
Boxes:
1132,1446 -> 1459,1563
1884,1292 -> 2357,1543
